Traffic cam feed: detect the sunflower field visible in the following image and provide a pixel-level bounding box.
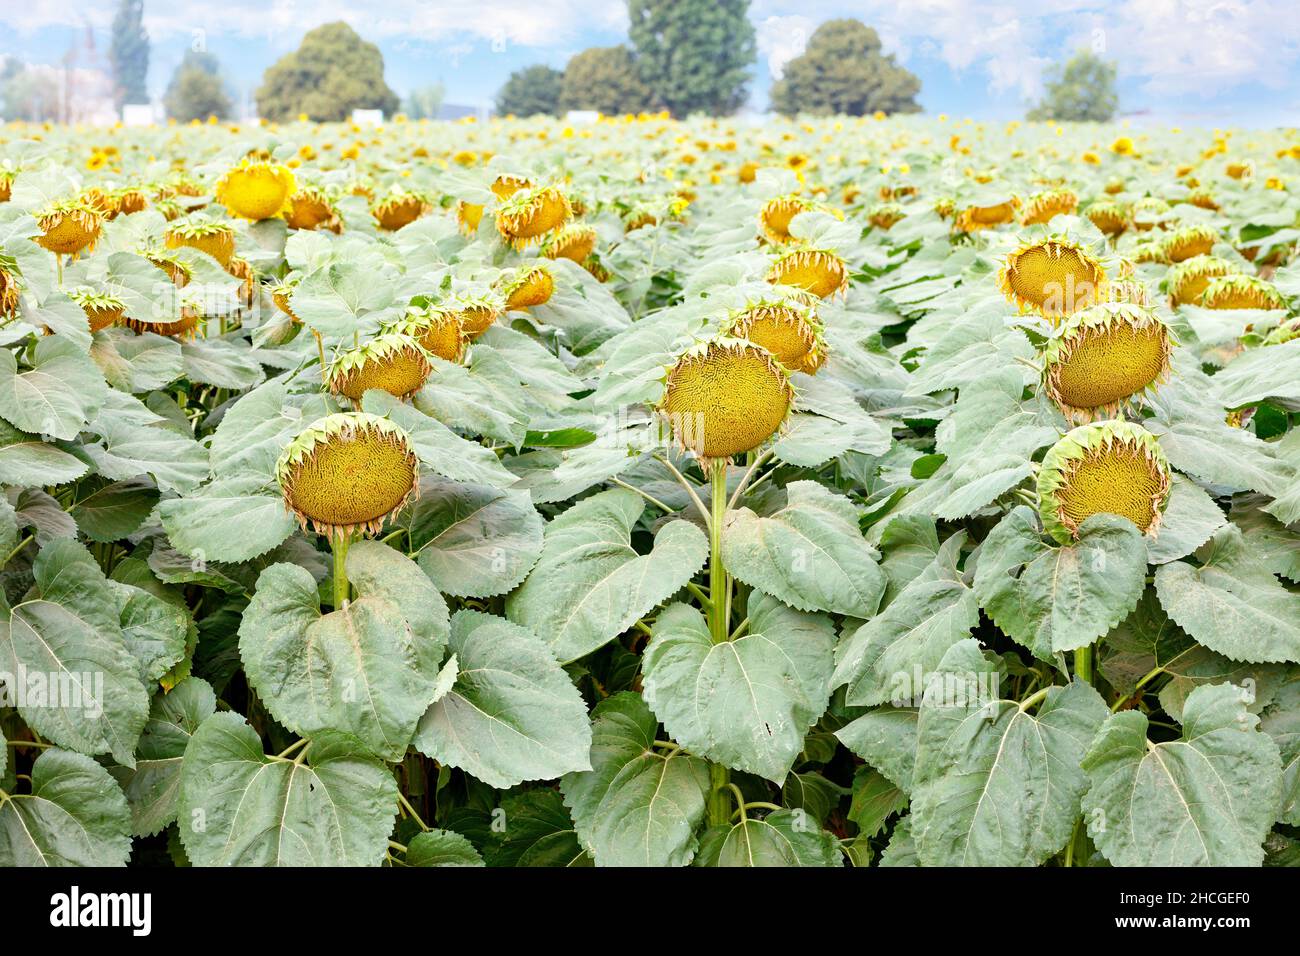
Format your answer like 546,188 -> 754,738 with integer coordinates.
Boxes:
0,114 -> 1299,869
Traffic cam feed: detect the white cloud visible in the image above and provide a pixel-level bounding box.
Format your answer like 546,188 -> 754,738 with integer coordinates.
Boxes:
755,15 -> 816,80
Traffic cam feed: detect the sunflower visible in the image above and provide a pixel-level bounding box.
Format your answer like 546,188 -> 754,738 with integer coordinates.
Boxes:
1085,201 -> 1129,237
67,287 -> 126,333
1160,224 -> 1217,263
724,299 -> 825,374
541,224 -> 597,263
372,190 -> 432,231
327,334 -> 434,404
286,185 -> 342,232
1199,275 -> 1286,311
387,306 -> 466,362
215,158 -> 296,220
955,196 -> 1021,232
165,219 -> 236,268
499,265 -> 555,311
1164,255 -> 1234,306
35,200 -> 103,257
1021,188 -> 1078,226
767,246 -> 849,299
495,185 -> 571,248
1043,304 -> 1173,423
998,236 -> 1106,320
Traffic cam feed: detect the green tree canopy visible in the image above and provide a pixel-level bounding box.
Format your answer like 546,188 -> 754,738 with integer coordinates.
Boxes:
770,19 -> 921,117
404,83 -> 446,120
495,65 -> 563,117
255,22 -> 399,122
1027,50 -> 1119,122
164,51 -> 233,122
109,0 -> 150,109
559,47 -> 657,116
627,0 -> 754,116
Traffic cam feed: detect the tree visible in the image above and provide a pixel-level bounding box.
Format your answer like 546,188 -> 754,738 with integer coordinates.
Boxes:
1,62 -> 59,122
164,51 -> 232,122
1027,50 -> 1118,122
495,65 -> 563,117
559,47 -> 656,116
627,0 -> 754,116
109,0 -> 150,109
404,83 -> 445,120
770,19 -> 921,117
255,22 -> 399,122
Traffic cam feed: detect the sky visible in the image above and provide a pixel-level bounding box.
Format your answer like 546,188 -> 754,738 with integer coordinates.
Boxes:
6,0 -> 1300,126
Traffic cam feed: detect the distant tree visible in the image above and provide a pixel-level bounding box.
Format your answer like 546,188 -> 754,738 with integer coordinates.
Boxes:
1,62 -> 60,122
495,65 -> 563,117
627,0 -> 754,116
559,47 -> 656,116
255,22 -> 399,122
404,83 -> 445,119
164,50 -> 232,121
109,0 -> 150,109
1027,50 -> 1118,122
770,19 -> 920,117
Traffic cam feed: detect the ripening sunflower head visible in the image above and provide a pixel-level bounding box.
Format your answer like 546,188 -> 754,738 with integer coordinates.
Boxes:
495,185 -> 571,248
623,206 -> 658,232
277,412 -> 419,543
449,292 -> 503,340
868,202 -> 905,231
456,200 -> 484,235
1085,201 -> 1129,237
1129,197 -> 1170,232
0,170 -> 14,203
490,175 -> 533,200
1200,274 -> 1286,311
1037,420 -> 1171,543
1160,224 -> 1218,263
1185,190 -> 1219,212
499,265 -> 555,311
67,286 -> 126,333
1165,255 -> 1234,306
125,298 -> 203,339
286,185 -> 341,232
0,255 -> 22,317
767,246 -> 849,299
34,199 -> 103,257
1107,279 -> 1151,307
327,333 -> 433,405
215,158 -> 296,221
657,338 -> 794,464
1021,188 -> 1078,226
758,194 -> 812,242
541,223 -> 597,263
372,190 -> 432,231
165,219 -> 237,268
270,278 -> 299,322
388,306 -> 466,362
998,236 -> 1107,320
145,248 -> 193,288
955,196 -> 1020,232
725,299 -> 826,375
1131,239 -> 1170,265
1043,303 -> 1173,423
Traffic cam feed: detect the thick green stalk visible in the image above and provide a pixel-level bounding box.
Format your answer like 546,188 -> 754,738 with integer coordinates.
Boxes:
708,464 -> 729,644
332,533 -> 352,610
1074,644 -> 1093,684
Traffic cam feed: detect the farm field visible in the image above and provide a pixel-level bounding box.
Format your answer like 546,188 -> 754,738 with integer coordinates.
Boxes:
1,113 -> 1299,868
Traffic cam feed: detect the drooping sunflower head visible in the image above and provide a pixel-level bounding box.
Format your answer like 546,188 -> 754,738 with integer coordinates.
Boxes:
767,246 -> 849,299
1021,188 -> 1078,226
67,286 -> 126,333
214,158 -> 296,221
541,223 -> 598,263
1037,420 -> 1172,543
1185,190 -> 1219,212
0,255 -> 22,317
868,202 -> 905,230
145,248 -> 193,288
998,236 -> 1107,320
933,196 -> 957,220
724,299 -> 825,375
495,185 -> 571,247
326,333 -> 433,405
226,256 -> 256,307
456,200 -> 484,235
165,219 -> 237,268
270,278 -> 299,322
1164,254 -> 1234,306
623,206 -> 658,232
1085,200 -> 1129,237
1160,224 -> 1218,263
657,338 -> 794,463
449,292 -> 504,340
286,185 -> 341,232
955,196 -> 1020,232
758,194 -> 811,242
125,295 -> 203,339
1129,196 -> 1171,232
372,189 -> 432,231
388,306 -> 466,363
490,174 -> 533,201
1042,304 -> 1173,423
35,199 -> 103,257
499,265 -> 555,311
114,187 -> 148,216
276,412 -> 419,542
1200,274 -> 1286,311
1106,279 -> 1151,307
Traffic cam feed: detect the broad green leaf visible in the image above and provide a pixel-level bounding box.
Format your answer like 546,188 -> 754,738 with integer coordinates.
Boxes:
1260,671 -> 1300,826
414,610 -> 591,788
0,749 -> 131,866
239,542 -> 448,761
178,714 -> 398,866
85,416 -> 209,494
642,592 -> 835,783
362,389 -> 518,487
910,640 -> 1109,867
879,815 -> 919,867
69,477 -> 159,543
835,705 -> 919,793
695,809 -> 841,867
974,507 -> 1148,659
506,488 -> 708,663
848,767 -> 908,840
159,476 -> 297,564
114,579 -> 189,684
722,480 -> 885,617
209,381 -> 335,482
407,478 -> 543,598
180,338 -> 265,390
1146,475 -> 1225,565
484,789 -> 591,867
0,419 -> 88,486
0,336 -> 107,440
1081,683 -> 1282,866
90,328 -> 184,393
561,692 -> 710,867
404,829 -> 486,867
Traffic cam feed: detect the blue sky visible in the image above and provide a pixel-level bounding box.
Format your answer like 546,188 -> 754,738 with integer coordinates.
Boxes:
7,0 -> 1300,125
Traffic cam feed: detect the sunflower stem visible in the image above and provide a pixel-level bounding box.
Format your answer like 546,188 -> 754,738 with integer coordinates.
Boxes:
708,463 -> 730,644
332,532 -> 352,610
1074,644 -> 1093,685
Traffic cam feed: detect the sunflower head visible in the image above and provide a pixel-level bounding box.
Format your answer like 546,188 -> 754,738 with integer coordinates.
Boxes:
0,256 -> 23,317
35,200 -> 103,257
1085,201 -> 1129,237
449,292 -> 504,340
1164,254 -> 1234,306
724,299 -> 825,374
868,202 -> 905,230
388,306 -> 465,362
998,236 -> 1107,320
1160,224 -> 1218,263
456,200 -> 484,235
327,333 -> 433,404
145,248 -> 193,288
955,196 -> 1020,232
215,158 -> 296,221
495,185 -> 571,247
499,265 -> 555,310
372,189 -> 431,231
623,207 -> 658,232
767,245 -> 849,299
67,286 -> 126,333
125,298 -> 202,339
165,219 -> 237,267
490,175 -> 533,200
270,278 -> 299,322
759,194 -> 811,242
1037,420 -> 1171,544
1021,188 -> 1078,226
541,223 -> 597,263
1043,304 -> 1173,423
1200,274 -> 1286,311
1185,190 -> 1219,212
1129,196 -> 1170,232
276,412 -> 419,543
657,338 -> 794,464
286,185 -> 341,232
1106,279 -> 1151,307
